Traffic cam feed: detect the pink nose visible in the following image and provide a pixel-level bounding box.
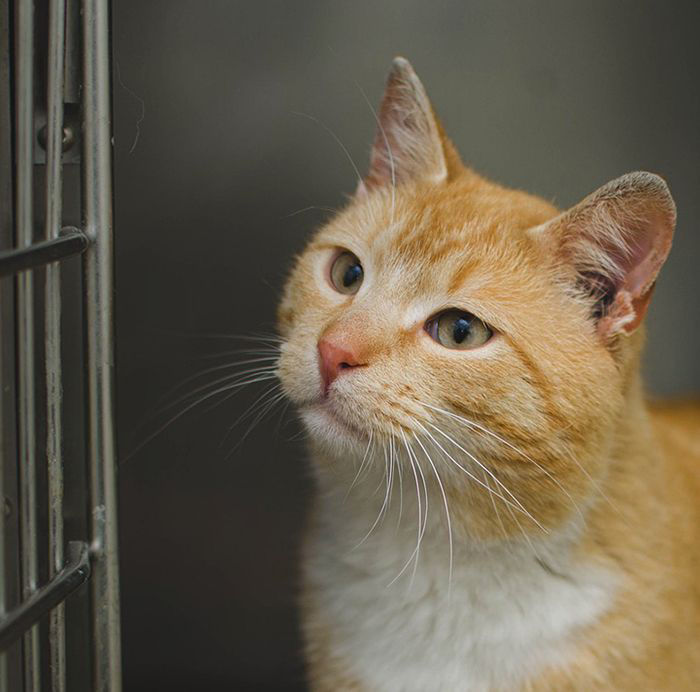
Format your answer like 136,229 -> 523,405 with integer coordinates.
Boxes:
317,337 -> 363,394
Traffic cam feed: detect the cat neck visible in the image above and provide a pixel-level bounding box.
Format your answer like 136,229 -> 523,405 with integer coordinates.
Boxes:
308,356 -> 661,572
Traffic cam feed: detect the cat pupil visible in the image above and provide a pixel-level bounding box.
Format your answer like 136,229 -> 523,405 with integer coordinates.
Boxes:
453,316 -> 470,343
343,264 -> 362,287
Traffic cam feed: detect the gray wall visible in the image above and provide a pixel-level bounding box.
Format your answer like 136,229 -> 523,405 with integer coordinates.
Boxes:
112,2 -> 700,689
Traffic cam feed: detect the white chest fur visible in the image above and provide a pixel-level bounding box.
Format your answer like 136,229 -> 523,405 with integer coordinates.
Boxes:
306,482 -> 616,692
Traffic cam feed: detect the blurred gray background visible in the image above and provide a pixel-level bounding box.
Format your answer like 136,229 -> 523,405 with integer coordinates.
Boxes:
112,2 -> 700,690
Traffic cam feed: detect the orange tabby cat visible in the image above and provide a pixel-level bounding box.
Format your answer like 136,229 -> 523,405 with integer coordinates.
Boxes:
277,57 -> 700,691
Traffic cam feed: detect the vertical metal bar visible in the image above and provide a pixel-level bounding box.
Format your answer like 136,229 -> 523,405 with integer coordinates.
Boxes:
14,1 -> 41,690
63,0 -> 79,105
0,1 -> 18,687
45,0 -> 67,690
82,1 -> 122,690
0,264 -> 13,692
0,279 -> 12,692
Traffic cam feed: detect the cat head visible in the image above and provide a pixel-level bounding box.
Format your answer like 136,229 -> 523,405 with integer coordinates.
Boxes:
277,58 -> 675,539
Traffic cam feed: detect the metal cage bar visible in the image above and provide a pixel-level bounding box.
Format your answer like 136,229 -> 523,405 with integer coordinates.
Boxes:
0,0 -> 122,689
0,229 -> 89,277
0,542 -> 90,653
45,0 -> 68,689
81,1 -> 122,689
0,1 -> 20,688
14,1 -> 41,689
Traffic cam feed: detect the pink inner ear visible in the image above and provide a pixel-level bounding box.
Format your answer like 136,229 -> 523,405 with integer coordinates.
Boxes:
622,209 -> 673,299
600,206 -> 674,338
365,58 -> 447,189
598,287 -> 655,338
538,172 -> 675,340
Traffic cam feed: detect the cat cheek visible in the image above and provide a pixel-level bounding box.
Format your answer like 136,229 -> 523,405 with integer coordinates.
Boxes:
277,307 -> 296,336
276,342 -> 320,406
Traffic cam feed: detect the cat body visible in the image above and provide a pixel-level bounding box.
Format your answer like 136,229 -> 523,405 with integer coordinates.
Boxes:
276,58 -> 700,690
301,398 -> 700,691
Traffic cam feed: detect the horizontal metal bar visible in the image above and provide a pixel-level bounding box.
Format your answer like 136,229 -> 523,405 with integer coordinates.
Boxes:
0,228 -> 88,277
0,542 -> 90,653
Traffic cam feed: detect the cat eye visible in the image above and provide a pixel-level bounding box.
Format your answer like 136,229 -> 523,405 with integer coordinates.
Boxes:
425,309 -> 493,350
329,250 -> 364,295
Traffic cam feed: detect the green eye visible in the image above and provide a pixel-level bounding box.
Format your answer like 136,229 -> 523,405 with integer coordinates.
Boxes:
330,251 -> 364,295
426,309 -> 493,350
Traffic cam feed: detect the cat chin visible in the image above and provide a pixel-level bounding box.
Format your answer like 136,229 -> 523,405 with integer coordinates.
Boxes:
300,402 -> 368,450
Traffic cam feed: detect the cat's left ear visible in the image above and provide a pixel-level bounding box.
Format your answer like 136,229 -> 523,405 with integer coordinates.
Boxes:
364,57 -> 451,190
535,172 -> 676,339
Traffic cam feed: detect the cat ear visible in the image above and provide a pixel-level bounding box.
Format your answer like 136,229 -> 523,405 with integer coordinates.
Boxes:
365,57 -> 449,189
535,172 -> 676,339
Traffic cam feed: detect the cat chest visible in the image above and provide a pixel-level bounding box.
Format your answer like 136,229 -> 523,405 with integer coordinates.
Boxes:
312,540 -> 616,691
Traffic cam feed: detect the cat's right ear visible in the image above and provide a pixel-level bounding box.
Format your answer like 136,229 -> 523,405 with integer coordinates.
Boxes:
534,172 -> 676,340
364,57 -> 449,190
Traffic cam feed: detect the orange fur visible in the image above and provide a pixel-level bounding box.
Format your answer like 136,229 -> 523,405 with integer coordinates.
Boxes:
277,58 -> 699,690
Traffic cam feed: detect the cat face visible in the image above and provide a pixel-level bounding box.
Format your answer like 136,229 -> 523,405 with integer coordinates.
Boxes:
276,58 -> 675,539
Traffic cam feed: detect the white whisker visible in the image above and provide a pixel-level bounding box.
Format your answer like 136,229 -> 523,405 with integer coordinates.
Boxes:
346,429 -> 375,499
483,468 -> 509,542
395,439 -> 404,530
386,430 -> 428,589
386,431 -> 423,586
292,111 -> 364,188
421,401 -> 583,522
157,364 -> 278,415
123,372 -> 278,463
386,431 -> 396,517
155,355 -> 279,408
224,384 -> 286,455
415,422 -> 529,520
413,431 -> 453,597
197,347 -> 281,361
423,421 -> 545,533
355,436 -> 393,548
408,439 -> 429,590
